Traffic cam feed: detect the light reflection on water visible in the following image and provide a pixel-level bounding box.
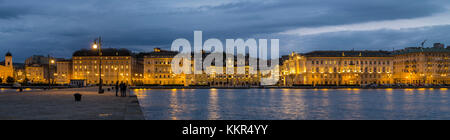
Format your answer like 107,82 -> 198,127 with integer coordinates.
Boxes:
135,88 -> 450,120
0,88 -> 41,93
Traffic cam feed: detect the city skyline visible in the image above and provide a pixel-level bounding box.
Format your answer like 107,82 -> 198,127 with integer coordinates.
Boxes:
3,42 -> 449,64
0,40 -> 450,64
2,0 -> 450,124
2,0 -> 450,62
1,43 -> 447,86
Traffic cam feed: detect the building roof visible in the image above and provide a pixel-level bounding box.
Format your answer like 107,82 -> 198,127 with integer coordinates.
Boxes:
56,59 -> 72,63
142,48 -> 268,68
304,50 -> 392,57
5,52 -> 12,56
392,47 -> 450,55
73,48 -> 132,57
142,50 -> 179,58
25,63 -> 43,67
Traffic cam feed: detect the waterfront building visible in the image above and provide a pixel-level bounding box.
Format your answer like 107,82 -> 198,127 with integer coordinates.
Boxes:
71,48 -> 143,85
13,64 -> 25,83
11,44 -> 449,87
0,52 -> 14,83
24,55 -> 57,84
392,45 -> 450,85
143,48 -> 187,86
25,64 -> 45,83
281,50 -> 393,86
305,51 -> 394,86
203,54 -> 262,87
55,59 -> 72,84
142,48 -> 262,87
205,65 -> 260,87
280,53 -> 307,86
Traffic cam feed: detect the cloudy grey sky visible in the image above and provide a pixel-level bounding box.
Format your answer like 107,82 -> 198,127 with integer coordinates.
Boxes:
1,0 -> 450,62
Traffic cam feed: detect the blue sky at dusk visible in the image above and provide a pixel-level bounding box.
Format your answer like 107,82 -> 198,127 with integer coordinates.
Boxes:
1,0 -> 450,62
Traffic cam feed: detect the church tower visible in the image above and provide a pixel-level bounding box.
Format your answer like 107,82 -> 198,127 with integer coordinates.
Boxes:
5,51 -> 12,68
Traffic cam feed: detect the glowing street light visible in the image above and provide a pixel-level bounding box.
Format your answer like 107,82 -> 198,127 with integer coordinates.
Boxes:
47,55 -> 55,89
92,44 -> 98,49
114,67 -> 119,83
92,37 -> 104,94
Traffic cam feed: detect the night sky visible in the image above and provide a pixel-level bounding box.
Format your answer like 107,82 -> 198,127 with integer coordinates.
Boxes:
1,0 -> 450,62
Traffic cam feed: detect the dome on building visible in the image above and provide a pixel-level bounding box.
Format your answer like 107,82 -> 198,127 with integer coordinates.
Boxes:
5,51 -> 12,57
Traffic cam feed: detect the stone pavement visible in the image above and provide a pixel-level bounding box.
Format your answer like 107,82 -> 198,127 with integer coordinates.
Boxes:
0,87 -> 144,120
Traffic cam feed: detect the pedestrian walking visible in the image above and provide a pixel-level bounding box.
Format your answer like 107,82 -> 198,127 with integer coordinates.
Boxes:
115,81 -> 119,97
122,83 -> 128,97
119,82 -> 123,97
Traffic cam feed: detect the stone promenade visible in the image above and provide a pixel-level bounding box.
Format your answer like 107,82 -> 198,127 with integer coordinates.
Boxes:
0,87 -> 144,120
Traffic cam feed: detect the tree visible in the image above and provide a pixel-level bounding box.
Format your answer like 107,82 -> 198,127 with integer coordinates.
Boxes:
6,76 -> 15,84
0,78 -> 3,84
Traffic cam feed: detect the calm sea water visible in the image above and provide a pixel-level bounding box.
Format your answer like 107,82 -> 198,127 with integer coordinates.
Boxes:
133,88 -> 450,120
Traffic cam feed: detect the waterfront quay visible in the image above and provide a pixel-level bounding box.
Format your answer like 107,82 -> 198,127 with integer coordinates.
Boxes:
0,87 -> 144,120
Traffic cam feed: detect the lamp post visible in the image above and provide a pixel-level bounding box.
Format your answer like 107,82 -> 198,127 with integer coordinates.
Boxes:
48,54 -> 55,89
93,37 -> 104,94
86,71 -> 90,83
115,67 -> 119,84
409,73 -> 413,86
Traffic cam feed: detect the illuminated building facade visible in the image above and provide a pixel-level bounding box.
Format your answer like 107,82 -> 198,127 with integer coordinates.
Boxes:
55,59 -> 72,84
24,55 -> 56,84
203,54 -> 262,87
25,64 -> 45,83
0,52 -> 14,83
205,65 -> 260,87
280,53 -> 307,86
392,45 -> 450,85
14,66 -> 25,83
143,48 -> 187,86
15,44 -> 449,87
281,51 -> 394,86
142,48 -> 262,87
72,48 -> 143,85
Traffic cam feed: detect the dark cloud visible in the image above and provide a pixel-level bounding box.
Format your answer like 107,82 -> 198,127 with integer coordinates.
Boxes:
276,25 -> 450,55
0,0 -> 30,19
0,7 -> 27,19
0,0 -> 449,62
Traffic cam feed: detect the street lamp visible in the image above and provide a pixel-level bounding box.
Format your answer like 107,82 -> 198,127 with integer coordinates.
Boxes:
92,37 -> 104,94
48,54 -> 55,89
115,67 -> 119,84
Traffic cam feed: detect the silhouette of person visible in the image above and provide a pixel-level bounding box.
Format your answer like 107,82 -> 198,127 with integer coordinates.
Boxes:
120,82 -> 126,97
123,83 -> 127,97
115,81 -> 119,97
119,82 -> 124,97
